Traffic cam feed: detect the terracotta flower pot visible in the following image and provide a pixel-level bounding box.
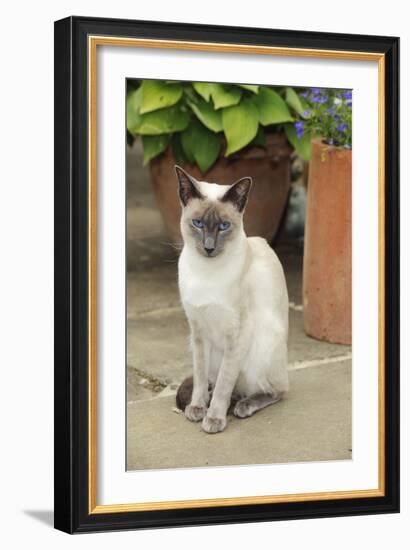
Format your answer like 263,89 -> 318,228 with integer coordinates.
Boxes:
303,139 -> 352,345
149,133 -> 292,244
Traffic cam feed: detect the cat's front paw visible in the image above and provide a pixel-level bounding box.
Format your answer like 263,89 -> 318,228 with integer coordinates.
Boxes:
202,414 -> 227,434
185,404 -> 207,422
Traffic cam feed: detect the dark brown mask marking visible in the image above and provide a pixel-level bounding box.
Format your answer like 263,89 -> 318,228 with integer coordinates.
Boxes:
201,206 -> 222,254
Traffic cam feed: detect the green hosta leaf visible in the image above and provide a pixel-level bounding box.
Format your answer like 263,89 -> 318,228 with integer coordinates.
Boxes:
222,98 -> 259,156
194,132 -> 221,172
140,80 -> 183,114
187,98 -> 223,132
183,84 -> 198,103
141,134 -> 170,165
181,120 -> 221,173
180,127 -> 195,163
193,82 -> 213,102
132,104 -> 190,135
250,125 -> 266,147
284,123 -> 312,161
127,87 -> 143,134
171,134 -> 189,165
253,87 -> 293,125
285,87 -> 309,117
210,84 -> 242,109
239,84 -> 259,94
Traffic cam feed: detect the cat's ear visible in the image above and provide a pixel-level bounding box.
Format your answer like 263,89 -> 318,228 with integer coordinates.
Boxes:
174,165 -> 204,206
220,177 -> 252,212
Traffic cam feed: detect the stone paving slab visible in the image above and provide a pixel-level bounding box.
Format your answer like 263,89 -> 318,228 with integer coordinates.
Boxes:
126,239 -> 304,308
276,242 -> 304,306
127,366 -> 167,403
127,267 -> 180,319
127,311 -> 190,386
287,309 -> 350,364
126,211 -> 178,273
127,360 -> 352,470
127,303 -> 350,392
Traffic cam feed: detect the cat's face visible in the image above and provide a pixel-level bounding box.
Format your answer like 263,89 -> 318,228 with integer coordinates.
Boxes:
175,166 -> 252,258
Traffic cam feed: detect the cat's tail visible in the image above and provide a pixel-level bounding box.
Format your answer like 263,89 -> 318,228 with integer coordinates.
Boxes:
175,376 -> 193,411
176,377 -> 238,412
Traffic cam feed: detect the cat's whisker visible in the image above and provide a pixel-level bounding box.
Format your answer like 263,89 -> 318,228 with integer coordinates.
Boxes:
160,240 -> 184,251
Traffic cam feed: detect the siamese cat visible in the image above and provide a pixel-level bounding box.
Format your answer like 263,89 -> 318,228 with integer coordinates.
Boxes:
175,166 -> 289,434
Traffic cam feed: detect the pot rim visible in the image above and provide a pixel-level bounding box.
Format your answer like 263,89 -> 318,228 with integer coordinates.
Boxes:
311,137 -> 352,153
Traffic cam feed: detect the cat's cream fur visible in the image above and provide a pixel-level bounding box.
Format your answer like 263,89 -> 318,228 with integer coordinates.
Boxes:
176,166 -> 289,433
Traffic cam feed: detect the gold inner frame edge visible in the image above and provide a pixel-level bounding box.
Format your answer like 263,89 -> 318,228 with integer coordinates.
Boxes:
88,35 -> 386,514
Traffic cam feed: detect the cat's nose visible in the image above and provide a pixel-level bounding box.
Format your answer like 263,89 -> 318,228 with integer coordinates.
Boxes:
204,237 -> 215,256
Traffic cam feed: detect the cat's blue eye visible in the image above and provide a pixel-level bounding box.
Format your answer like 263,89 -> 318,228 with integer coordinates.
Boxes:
219,221 -> 231,231
192,219 -> 204,229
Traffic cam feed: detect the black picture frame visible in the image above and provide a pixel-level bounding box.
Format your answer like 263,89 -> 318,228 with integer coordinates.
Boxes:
54,15 -> 400,533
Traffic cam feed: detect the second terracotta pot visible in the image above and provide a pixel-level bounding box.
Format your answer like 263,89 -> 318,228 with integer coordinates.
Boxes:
303,139 -> 352,345
149,133 -> 292,244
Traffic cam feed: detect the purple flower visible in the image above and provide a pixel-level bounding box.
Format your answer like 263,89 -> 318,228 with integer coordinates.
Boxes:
300,91 -> 309,98
310,94 -> 328,104
338,123 -> 348,132
326,107 -> 336,116
302,109 -> 310,118
343,91 -> 352,100
346,100 -> 352,107
294,120 -> 304,138
311,87 -> 321,94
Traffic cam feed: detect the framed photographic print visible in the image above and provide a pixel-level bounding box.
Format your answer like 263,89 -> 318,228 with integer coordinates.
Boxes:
54,16 -> 400,533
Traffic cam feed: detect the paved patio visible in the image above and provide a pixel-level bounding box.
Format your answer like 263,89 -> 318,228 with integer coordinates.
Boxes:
126,141 -> 352,471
